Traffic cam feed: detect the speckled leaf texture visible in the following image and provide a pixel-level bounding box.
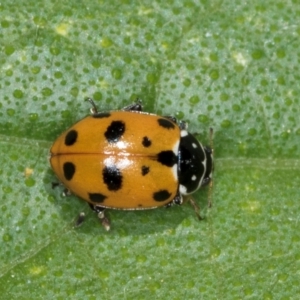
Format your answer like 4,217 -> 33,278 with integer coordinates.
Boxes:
0,0 -> 299,299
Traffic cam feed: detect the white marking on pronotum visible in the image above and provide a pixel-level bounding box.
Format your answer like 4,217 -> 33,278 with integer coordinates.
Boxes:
180,130 -> 188,137
179,184 -> 187,195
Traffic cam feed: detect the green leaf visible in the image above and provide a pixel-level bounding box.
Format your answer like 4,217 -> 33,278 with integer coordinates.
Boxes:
1,0 -> 299,299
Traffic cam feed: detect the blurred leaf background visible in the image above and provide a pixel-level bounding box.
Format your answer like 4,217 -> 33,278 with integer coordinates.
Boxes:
0,0 -> 300,299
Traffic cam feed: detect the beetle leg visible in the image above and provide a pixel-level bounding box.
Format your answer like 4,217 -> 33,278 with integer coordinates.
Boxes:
51,182 -> 60,189
85,97 -> 99,114
86,97 -> 143,113
173,192 -> 183,205
74,212 -> 86,227
89,204 -> 111,231
62,188 -> 72,197
164,192 -> 183,208
122,99 -> 143,111
165,202 -> 173,208
162,115 -> 177,124
51,181 -> 71,197
163,118 -> 188,130
178,120 -> 188,130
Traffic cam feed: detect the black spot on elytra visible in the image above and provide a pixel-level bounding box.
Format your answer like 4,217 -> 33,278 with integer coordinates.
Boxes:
153,190 -> 171,202
105,120 -> 125,143
89,193 -> 107,203
142,136 -> 151,147
102,165 -> 123,191
141,165 -> 150,176
63,162 -> 75,180
65,130 -> 78,146
157,118 -> 175,129
92,112 -> 111,118
157,150 -> 178,167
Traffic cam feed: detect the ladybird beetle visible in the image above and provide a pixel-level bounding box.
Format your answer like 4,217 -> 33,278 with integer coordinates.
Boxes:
50,99 -> 213,229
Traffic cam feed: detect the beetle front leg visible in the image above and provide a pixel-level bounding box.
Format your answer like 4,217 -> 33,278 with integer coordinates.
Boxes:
164,192 -> 183,208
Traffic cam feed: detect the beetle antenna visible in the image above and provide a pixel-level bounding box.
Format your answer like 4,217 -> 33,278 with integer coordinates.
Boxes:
189,197 -> 203,220
209,127 -> 214,151
208,127 -> 214,208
